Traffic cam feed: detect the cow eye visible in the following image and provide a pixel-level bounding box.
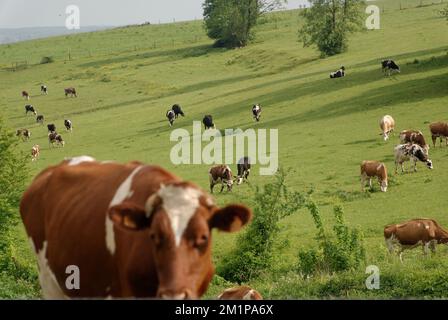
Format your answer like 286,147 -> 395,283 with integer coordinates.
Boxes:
194,235 -> 209,249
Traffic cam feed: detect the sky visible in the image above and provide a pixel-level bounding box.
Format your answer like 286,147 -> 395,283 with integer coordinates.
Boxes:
0,0 -> 309,28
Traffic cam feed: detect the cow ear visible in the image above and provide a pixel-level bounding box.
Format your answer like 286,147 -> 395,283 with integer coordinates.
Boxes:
109,202 -> 151,231
210,204 -> 252,232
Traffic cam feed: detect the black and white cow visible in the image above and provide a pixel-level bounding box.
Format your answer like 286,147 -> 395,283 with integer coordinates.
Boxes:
330,66 -> 345,79
16,129 -> 31,141
394,144 -> 433,174
382,60 -> 400,76
48,132 -> 65,147
25,105 -> 37,116
64,119 -> 73,132
47,124 -> 56,133
41,85 -> 48,95
252,105 -> 262,122
203,115 -> 215,130
236,157 -> 251,185
166,110 -> 176,127
36,115 -> 44,124
172,104 -> 185,118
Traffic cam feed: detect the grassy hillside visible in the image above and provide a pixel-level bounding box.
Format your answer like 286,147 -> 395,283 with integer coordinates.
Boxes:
1,0 -> 448,298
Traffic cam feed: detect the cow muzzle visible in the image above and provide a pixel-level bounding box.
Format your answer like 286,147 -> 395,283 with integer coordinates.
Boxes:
157,288 -> 193,300
426,160 -> 433,170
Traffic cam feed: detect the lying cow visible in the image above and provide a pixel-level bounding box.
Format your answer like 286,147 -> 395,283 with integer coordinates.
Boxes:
166,110 -> 176,127
399,130 -> 429,155
16,129 -> 31,141
360,161 -> 388,192
379,115 -> 395,141
20,157 -> 252,298
252,104 -> 262,122
25,105 -> 37,116
36,115 -> 44,125
237,157 -> 251,185
209,165 -> 233,193
65,87 -> 77,98
394,143 -> 433,174
330,66 -> 345,79
171,104 -> 185,118
384,219 -> 448,262
48,132 -> 65,147
429,122 -> 448,148
217,286 -> 263,300
47,124 -> 56,133
64,119 -> 73,132
22,91 -> 30,100
382,59 -> 400,76
31,145 -> 40,162
203,115 -> 215,130
41,85 -> 48,95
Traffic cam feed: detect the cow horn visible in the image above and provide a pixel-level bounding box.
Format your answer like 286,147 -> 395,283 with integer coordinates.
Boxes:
145,193 -> 162,218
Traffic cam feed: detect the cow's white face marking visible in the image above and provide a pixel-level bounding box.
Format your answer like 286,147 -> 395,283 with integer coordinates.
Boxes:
152,185 -> 203,247
67,156 -> 95,166
31,239 -> 68,300
107,166 -> 144,255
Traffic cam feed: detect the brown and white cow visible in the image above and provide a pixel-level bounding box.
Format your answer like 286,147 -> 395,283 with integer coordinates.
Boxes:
379,115 -> 395,141
360,161 -> 388,192
399,130 -> 429,155
22,91 -> 30,100
384,219 -> 448,262
429,122 -> 448,148
394,144 -> 433,174
209,165 -> 234,193
217,286 -> 263,300
16,129 -> 31,141
20,157 -> 252,299
48,132 -> 65,147
31,145 -> 40,162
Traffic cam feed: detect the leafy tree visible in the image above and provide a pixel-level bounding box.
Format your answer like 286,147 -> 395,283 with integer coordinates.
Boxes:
203,0 -> 286,48
298,0 -> 365,57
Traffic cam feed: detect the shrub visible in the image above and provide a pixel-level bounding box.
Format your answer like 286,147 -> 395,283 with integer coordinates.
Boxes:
297,201 -> 365,277
217,170 -> 308,283
40,56 -> 54,64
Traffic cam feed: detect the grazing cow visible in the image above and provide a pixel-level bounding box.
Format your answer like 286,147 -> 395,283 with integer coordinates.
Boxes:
252,104 -> 262,122
330,66 -> 345,79
16,129 -> 31,141
25,105 -> 37,116
48,132 -> 65,147
36,115 -> 45,125
217,286 -> 263,300
399,130 -> 429,155
171,104 -> 185,118
209,165 -> 233,193
166,110 -> 176,127
20,158 -> 252,299
382,59 -> 400,76
47,124 -> 56,133
237,157 -> 251,185
379,115 -> 395,141
31,145 -> 40,162
65,87 -> 77,98
429,122 -> 448,148
41,85 -> 48,95
360,161 -> 388,192
22,91 -> 30,100
64,119 -> 73,132
394,144 -> 433,174
384,219 -> 448,262
203,115 -> 215,130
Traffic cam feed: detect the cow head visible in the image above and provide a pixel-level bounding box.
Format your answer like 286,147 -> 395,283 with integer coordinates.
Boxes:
109,182 -> 251,299
380,179 -> 388,192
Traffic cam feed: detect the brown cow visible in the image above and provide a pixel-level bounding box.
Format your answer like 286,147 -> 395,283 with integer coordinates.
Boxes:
20,157 -> 252,299
399,130 -> 429,155
360,161 -> 388,192
209,165 -> 234,193
429,122 -> 448,148
217,286 -> 263,300
384,219 -> 448,262
65,87 -> 77,98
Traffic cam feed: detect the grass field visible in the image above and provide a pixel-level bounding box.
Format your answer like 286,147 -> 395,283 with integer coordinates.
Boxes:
1,0 -> 448,299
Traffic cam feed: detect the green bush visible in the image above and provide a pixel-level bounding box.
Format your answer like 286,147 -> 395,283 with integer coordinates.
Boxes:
40,56 -> 54,64
297,202 -> 365,277
217,170 -> 308,283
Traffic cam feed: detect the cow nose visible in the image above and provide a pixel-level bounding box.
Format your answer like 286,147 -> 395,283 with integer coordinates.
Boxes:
158,289 -> 191,300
